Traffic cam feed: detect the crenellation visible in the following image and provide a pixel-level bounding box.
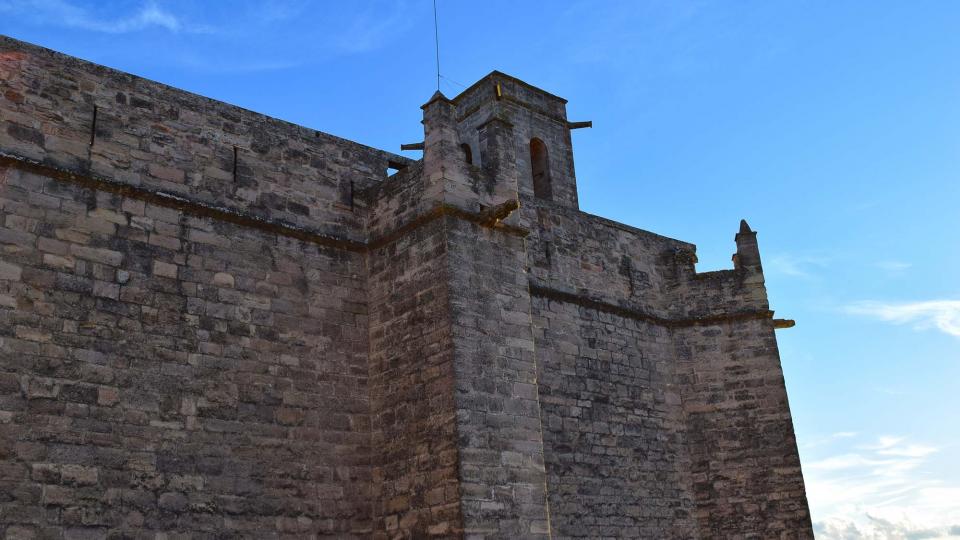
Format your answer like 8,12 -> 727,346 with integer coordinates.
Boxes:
0,34 -> 811,539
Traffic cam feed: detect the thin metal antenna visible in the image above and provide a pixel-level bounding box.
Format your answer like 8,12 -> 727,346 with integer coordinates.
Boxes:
433,0 -> 440,90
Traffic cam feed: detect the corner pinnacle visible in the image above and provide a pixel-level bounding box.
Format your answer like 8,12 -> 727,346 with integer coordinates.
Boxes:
421,89 -> 452,109
739,219 -> 753,234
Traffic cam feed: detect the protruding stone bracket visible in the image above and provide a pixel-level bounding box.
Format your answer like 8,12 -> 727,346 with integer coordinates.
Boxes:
567,120 -> 592,130
400,142 -> 424,151
476,199 -> 520,227
387,159 -> 408,171
774,319 -> 796,329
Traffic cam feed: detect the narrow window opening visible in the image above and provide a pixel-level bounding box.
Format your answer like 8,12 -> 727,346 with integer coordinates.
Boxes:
530,138 -> 552,200
387,159 -> 407,178
89,105 -> 98,147
232,146 -> 239,183
461,143 -> 473,165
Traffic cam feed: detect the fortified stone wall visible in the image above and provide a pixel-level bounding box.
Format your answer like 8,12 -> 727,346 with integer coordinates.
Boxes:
444,217 -> 550,538
0,164 -> 372,536
525,204 -> 692,314
0,35 -> 813,540
671,227 -> 812,536
0,35 -> 382,538
0,36 -> 409,243
523,207 -> 811,537
532,296 -> 698,538
367,212 -> 461,538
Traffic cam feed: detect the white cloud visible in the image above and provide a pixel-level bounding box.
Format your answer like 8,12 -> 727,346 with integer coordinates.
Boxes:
816,514 -> 960,540
869,436 -> 906,450
806,453 -> 904,471
805,434 -> 960,540
1,0 -> 209,34
878,445 -> 940,459
845,300 -> 960,337
767,253 -> 832,278
801,431 -> 859,450
330,0 -> 413,54
877,260 -> 913,276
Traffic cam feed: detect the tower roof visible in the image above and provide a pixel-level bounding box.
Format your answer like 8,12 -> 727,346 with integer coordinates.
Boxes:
451,70 -> 569,105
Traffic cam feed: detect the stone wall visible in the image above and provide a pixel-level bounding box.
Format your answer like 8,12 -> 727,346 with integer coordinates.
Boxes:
0,34 -> 813,540
367,213 -> 462,538
0,165 -> 371,537
674,317 -> 812,538
445,218 -> 550,538
519,193 -> 811,538
0,35 -> 409,243
532,296 -> 697,538
524,203 -> 691,314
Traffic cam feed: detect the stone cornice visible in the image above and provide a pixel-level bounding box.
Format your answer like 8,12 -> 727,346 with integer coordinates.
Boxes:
528,282 -> 775,329
0,153 -> 528,254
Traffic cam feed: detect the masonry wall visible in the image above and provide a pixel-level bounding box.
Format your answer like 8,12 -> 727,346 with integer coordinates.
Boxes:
0,165 -> 371,538
0,35 -> 389,539
0,34 -> 814,540
366,165 -> 463,537
523,206 -> 698,538
519,197 -> 811,538
674,317 -> 811,538
0,35 -> 407,243
524,204 -> 691,313
531,297 -> 697,538
444,218 -> 551,538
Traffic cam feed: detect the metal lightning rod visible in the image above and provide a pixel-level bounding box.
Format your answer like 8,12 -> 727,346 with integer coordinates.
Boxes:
433,0 -> 440,91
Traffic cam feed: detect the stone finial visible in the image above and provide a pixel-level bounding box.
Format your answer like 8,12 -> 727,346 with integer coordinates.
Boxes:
421,90 -> 452,110
733,218 -> 761,270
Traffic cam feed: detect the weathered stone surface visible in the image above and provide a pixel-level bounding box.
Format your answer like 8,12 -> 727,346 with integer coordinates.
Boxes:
0,35 -> 812,539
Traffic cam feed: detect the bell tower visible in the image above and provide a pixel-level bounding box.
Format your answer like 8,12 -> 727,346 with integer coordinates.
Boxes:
451,71 -> 586,210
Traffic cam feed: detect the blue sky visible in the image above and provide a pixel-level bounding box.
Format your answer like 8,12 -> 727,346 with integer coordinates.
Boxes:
3,1 -> 959,537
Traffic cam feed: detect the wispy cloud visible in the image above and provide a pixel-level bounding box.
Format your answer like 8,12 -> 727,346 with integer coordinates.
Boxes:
767,253 -> 832,279
329,1 -> 413,54
845,300 -> 960,337
0,0 -> 210,34
805,434 -> 960,540
0,1 -> 415,73
802,431 -> 859,450
876,260 -> 913,276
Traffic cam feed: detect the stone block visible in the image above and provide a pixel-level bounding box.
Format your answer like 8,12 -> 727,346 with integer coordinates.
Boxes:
60,465 -> 98,486
0,260 -> 22,281
152,260 -> 178,279
212,272 -> 235,288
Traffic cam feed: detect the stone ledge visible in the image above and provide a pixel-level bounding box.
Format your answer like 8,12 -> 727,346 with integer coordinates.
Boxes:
0,152 -> 528,254
528,282 -> 774,328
